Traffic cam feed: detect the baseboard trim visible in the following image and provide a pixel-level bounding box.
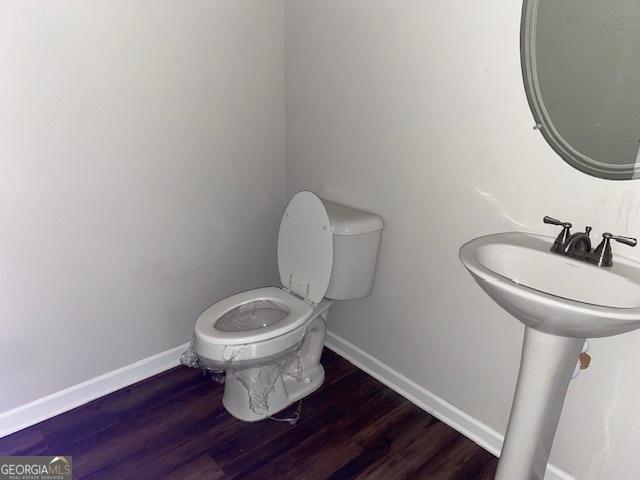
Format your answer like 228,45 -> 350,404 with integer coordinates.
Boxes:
0,342 -> 191,439
324,330 -> 574,480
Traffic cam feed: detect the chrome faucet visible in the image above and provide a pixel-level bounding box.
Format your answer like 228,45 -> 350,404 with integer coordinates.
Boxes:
544,216 -> 637,267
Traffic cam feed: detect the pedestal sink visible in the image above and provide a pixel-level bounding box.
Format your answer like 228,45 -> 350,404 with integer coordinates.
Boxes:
459,232 -> 640,480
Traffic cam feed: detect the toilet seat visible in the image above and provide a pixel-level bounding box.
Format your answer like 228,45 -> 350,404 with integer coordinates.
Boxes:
195,287 -> 313,346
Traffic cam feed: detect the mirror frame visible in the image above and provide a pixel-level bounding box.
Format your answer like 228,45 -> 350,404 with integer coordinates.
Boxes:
521,0 -> 640,180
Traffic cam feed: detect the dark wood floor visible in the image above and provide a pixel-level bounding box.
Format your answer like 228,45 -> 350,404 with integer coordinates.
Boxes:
0,349 -> 497,479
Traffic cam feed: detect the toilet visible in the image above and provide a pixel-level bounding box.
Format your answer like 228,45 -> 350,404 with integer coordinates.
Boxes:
192,191 -> 383,421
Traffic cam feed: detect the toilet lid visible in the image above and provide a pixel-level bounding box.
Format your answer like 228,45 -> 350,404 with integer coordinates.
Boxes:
278,191 -> 333,304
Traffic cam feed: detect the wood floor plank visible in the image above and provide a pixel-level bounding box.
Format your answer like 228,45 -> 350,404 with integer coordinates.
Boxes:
161,454 -> 227,480
0,348 -> 499,479
332,410 -> 459,480
407,435 -> 498,480
0,425 -> 47,456
236,415 -> 363,480
214,405 -> 349,479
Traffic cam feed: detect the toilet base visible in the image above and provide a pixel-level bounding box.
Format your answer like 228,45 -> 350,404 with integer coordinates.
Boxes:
222,364 -> 325,422
221,312 -> 329,422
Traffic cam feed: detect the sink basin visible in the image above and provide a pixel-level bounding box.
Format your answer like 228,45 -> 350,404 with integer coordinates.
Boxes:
460,231 -> 640,480
460,232 -> 640,337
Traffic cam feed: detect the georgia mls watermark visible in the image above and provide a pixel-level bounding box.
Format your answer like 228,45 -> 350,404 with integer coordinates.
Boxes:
0,456 -> 72,480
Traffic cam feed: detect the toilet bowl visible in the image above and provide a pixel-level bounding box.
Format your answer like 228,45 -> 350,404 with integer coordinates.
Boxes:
191,191 -> 383,421
194,290 -> 332,421
194,287 -> 316,368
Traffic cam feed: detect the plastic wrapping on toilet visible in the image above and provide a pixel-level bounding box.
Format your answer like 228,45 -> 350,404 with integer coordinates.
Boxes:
230,343 -> 303,414
180,339 -> 304,416
215,300 -> 289,332
180,341 -> 226,383
180,299 -> 292,387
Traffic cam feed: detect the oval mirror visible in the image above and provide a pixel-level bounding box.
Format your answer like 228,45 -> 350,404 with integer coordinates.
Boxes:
522,0 -> 640,180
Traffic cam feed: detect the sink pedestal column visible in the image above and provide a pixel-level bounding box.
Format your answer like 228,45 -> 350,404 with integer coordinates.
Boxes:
495,327 -> 584,480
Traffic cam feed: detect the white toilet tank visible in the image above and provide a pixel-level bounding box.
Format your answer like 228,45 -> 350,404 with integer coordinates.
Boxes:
321,199 -> 384,300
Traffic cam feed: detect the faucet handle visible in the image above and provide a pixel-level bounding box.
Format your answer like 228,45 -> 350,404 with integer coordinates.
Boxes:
543,216 -> 572,229
594,233 -> 637,267
544,216 -> 572,252
604,232 -> 637,247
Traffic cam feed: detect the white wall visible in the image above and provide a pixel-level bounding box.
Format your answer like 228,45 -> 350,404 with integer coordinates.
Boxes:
285,1 -> 640,478
0,0 -> 285,412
